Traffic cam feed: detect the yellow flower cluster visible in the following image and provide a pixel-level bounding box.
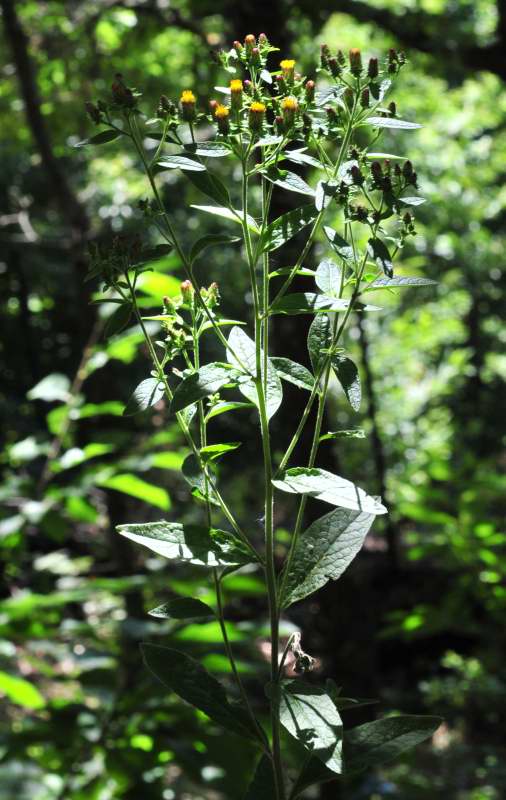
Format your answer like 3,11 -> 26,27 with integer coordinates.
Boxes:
180,89 -> 196,105
281,96 -> 298,111
250,101 -> 266,114
230,79 -> 243,93
214,104 -> 230,119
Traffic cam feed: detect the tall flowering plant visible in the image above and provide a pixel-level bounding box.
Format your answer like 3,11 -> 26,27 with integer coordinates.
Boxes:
83,35 -> 440,799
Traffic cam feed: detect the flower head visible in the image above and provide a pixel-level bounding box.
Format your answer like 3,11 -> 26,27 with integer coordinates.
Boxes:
180,89 -> 196,121
281,96 -> 299,126
214,103 -> 230,133
249,101 -> 266,132
230,79 -> 243,110
280,59 -> 296,80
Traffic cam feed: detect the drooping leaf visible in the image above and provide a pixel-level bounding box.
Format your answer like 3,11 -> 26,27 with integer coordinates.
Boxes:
307,313 -> 332,374
104,303 -> 132,338
226,327 -> 282,420
281,507 -> 375,606
149,598 -> 215,620
270,293 -> 349,316
323,227 -> 354,261
0,670 -> 45,710
368,238 -> 393,278
157,155 -> 206,171
205,401 -> 254,422
271,357 -> 315,392
190,233 -> 240,264
117,520 -> 253,566
365,116 -> 422,130
142,644 -> 257,740
315,180 -> 338,211
100,474 -> 170,510
200,442 -> 242,461
170,363 -> 239,414
319,429 -> 366,441
186,172 -> 231,206
344,715 -> 442,773
331,356 -> 361,411
243,755 -> 277,800
285,149 -> 326,169
123,377 -> 164,415
315,259 -> 341,295
184,141 -> 231,158
366,276 -> 437,290
261,205 -> 318,252
272,467 -> 387,515
279,681 -> 343,774
75,129 -> 122,147
191,204 -> 259,233
263,168 -> 315,197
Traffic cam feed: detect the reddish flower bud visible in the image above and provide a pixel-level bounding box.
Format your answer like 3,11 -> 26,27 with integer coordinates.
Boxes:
371,161 -> 383,181
349,48 -> 363,76
328,57 -> 341,78
180,280 -> 194,303
351,165 -> 363,185
344,87 -> 354,108
209,99 -> 218,113
360,88 -> 370,108
320,43 -> 330,68
258,33 -> 268,45
337,49 -> 346,66
305,80 -> 315,101
368,57 -> 379,79
233,40 -> 243,52
388,101 -> 397,117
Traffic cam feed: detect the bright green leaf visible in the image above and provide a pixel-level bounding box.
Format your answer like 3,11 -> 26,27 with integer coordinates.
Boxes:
272,467 -> 387,515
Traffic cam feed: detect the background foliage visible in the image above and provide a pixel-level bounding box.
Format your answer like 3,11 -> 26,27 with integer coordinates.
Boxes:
1,1 -> 505,798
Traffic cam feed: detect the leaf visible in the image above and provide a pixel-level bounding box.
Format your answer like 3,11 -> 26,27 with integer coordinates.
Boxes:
104,303 -> 132,338
226,327 -> 282,420
344,715 -> 442,773
75,129 -> 122,147
261,205 -> 318,252
171,363 -> 239,414
315,259 -> 341,295
253,134 -> 283,148
27,373 -> 71,403
191,204 -> 259,234
270,293 -> 349,316
186,171 -> 231,207
184,142 -> 231,158
133,243 -> 174,265
279,681 -> 343,774
307,313 -> 332,374
323,227 -> 354,261
271,357 -> 315,392
0,671 -> 45,710
205,401 -> 254,422
316,85 -> 344,106
290,757 -> 335,798
181,454 -> 220,506
272,468 -> 387,515
281,507 -> 375,606
117,520 -> 253,566
366,152 -> 405,160
367,276 -> 437,289
315,180 -> 338,211
319,429 -> 366,441
365,116 -> 422,130
157,155 -> 206,171
263,168 -> 315,197
244,755 -> 276,800
285,149 -> 325,169
200,442 -> 241,461
149,598 -> 215,620
368,238 -> 393,278
124,378 -> 164,415
331,356 -> 361,411
190,233 -> 240,263
400,196 -> 426,206
142,644 -> 257,739
100,472 -> 170,510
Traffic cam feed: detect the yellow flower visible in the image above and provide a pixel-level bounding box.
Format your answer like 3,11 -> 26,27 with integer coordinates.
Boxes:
249,101 -> 266,131
180,89 -> 196,105
214,104 -> 230,118
281,96 -> 298,112
280,59 -> 296,80
250,101 -> 266,114
230,79 -> 243,93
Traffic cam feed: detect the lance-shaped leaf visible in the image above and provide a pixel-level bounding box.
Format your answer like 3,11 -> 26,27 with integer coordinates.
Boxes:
104,303 -> 132,338
285,149 -> 326,169
320,429 -> 366,442
270,293 -> 349,316
191,204 -> 259,233
149,597 -> 215,620
400,196 -> 426,206
124,378 -> 164,416
344,715 -> 442,773
368,238 -> 393,278
261,205 -> 318,252
200,442 -> 241,461
243,755 -> 277,800
181,454 -> 220,506
117,520 -> 253,566
183,142 -> 231,158
279,681 -> 343,774
75,129 -> 122,147
205,400 -> 254,422
142,644 -> 257,740
272,467 -> 387,515
190,233 -> 240,264
315,259 -> 341,295
281,507 -> 375,606
157,155 -> 206,171
331,356 -> 361,411
323,227 -> 354,262
308,314 -> 332,374
262,167 -> 315,197
271,358 -> 315,392
365,116 -> 422,130
366,276 -> 437,290
171,363 -> 239,414
227,327 -> 282,420
186,171 -> 231,206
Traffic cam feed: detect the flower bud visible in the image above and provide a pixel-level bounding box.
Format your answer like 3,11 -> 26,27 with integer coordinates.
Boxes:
275,74 -> 287,93
388,101 -> 397,117
305,80 -> 315,102
85,101 -> 102,124
275,114 -> 285,134
344,87 -> 354,109
351,165 -> 364,185
360,88 -> 370,108
180,89 -> 196,121
233,40 -> 243,53
229,79 -> 243,110
111,73 -> 136,108
180,280 -> 194,304
214,104 -> 230,133
281,96 -> 299,126
280,59 -> 296,82
243,79 -> 253,94
371,161 -> 383,181
320,43 -> 330,69
249,101 -> 266,132
337,49 -> 346,66
388,48 -> 398,74
252,47 -> 261,65
367,57 -> 379,79
382,175 -> 392,192
328,57 -> 341,78
402,160 -> 414,180
326,106 -> 338,124
302,112 -> 313,134
207,282 -> 220,307
258,32 -> 268,45
403,211 -> 412,226
244,34 -> 256,54
349,48 -> 362,76
209,99 -> 218,114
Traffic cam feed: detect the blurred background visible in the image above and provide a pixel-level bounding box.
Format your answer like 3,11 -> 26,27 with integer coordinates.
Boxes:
1,1 -> 505,798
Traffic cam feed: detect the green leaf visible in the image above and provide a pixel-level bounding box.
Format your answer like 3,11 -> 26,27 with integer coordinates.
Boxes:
100,474 -> 170,510
344,715 -> 442,773
171,363 -> 239,414
365,116 -> 422,130
400,196 -> 426,206
285,149 -> 326,169
157,155 -> 206,171
191,204 -> 259,233
184,142 -> 231,158
281,507 -> 376,606
205,401 -> 254,422
331,356 -> 361,411
124,377 -> 164,415
75,129 -> 122,147
279,680 -> 343,774
149,598 -> 215,620
261,205 -> 318,252
0,671 -> 45,710
290,757 -> 334,799
271,357 -> 315,391
200,442 -> 242,461
226,327 -> 282,420
315,179 -> 338,211
270,293 -> 349,316
133,243 -> 174,265
244,756 -> 276,800
269,266 -> 316,279
117,520 -> 253,566
366,152 -> 405,160
323,227 -> 354,261
366,276 -> 437,290
319,429 -> 366,442
308,314 -> 332,374
315,259 -> 341,295
27,373 -> 70,403
190,233 -> 240,264
186,172 -> 231,207
272,467 -> 387,514
181,454 -> 220,506
263,168 -> 315,197
368,238 -> 393,278
104,303 -> 132,338
142,644 -> 257,740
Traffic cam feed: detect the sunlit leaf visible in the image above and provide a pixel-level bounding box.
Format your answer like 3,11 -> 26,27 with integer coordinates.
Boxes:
272,467 -> 387,514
